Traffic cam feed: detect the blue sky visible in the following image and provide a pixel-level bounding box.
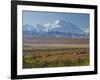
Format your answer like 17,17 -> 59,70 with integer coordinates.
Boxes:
22,10 -> 89,30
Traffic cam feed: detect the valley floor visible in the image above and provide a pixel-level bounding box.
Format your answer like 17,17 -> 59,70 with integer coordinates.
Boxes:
23,38 -> 89,68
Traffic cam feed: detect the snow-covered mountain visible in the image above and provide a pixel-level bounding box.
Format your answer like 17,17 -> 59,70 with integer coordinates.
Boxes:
23,20 -> 89,38
23,24 -> 35,31
84,27 -> 89,34
44,20 -> 84,34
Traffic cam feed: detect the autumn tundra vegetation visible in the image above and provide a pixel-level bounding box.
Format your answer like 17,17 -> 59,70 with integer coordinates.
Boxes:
23,38 -> 89,68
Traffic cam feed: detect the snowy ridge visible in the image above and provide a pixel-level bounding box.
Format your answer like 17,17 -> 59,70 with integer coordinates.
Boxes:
23,19 -> 89,38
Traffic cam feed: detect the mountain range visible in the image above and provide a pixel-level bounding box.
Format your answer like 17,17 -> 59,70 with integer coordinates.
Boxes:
23,20 -> 89,38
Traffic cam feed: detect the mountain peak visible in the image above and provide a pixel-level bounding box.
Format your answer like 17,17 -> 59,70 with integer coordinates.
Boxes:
23,19 -> 88,38
54,19 -> 67,25
23,24 -> 35,31
55,20 -> 60,24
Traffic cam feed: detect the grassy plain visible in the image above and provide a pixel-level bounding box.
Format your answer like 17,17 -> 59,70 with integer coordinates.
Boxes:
23,38 -> 89,68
